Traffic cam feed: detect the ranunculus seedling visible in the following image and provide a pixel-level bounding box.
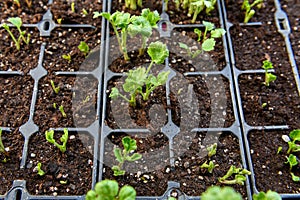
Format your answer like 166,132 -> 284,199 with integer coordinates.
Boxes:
109,41 -> 170,106
201,186 -> 243,200
285,154 -> 298,171
207,143 -> 217,158
62,54 -> 72,63
36,162 -> 45,176
286,129 -> 300,154
290,172 -> 300,182
262,60 -> 277,86
1,17 -> 31,51
45,128 -> 68,153
187,0 -> 217,23
200,160 -> 218,173
0,129 -> 9,157
241,0 -> 263,23
123,0 -> 143,10
85,180 -> 136,200
218,165 -> 251,185
253,190 -> 282,200
112,136 -> 142,176
50,80 -> 60,94
78,41 -> 90,57
59,105 -> 67,118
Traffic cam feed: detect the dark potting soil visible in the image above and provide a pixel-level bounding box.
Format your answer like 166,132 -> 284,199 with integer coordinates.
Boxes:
34,75 -> 98,133
249,129 -> 300,194
102,131 -> 170,196
170,132 -> 247,198
23,131 -> 94,195
165,0 -> 220,25
0,0 -> 49,24
49,0 -> 102,26
281,0 -> 300,73
224,0 -> 276,24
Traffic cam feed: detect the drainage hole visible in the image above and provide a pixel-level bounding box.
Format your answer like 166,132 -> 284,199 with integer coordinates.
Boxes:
162,22 -> 168,32
278,18 -> 286,30
43,21 -> 50,31
16,189 -> 22,200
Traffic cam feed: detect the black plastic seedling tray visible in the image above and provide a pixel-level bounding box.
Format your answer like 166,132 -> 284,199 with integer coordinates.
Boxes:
1,0 -> 300,199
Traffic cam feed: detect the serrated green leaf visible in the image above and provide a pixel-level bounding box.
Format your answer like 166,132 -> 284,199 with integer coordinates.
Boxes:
202,38 -> 216,51
85,190 -> 97,200
253,190 -> 282,200
290,129 -> 300,142
157,71 -> 170,85
262,60 -> 274,70
127,153 -> 142,161
203,21 -> 215,31
211,28 -> 226,38
114,148 -> 123,163
147,41 -> 169,64
112,165 -> 126,176
119,185 -> 136,200
122,136 -> 137,152
7,17 -> 22,28
45,130 -> 55,144
201,186 -> 243,200
109,88 -> 120,99
141,8 -> 160,27
128,16 -> 152,37
94,180 -> 119,199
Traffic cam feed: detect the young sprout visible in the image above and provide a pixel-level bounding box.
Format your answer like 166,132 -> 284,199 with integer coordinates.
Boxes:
123,0 -> 143,10
71,2 -> 76,13
262,102 -> 267,108
186,0 -> 217,23
109,41 -> 169,106
112,136 -> 142,176
178,42 -> 202,58
50,80 -> 60,94
62,54 -> 72,63
218,165 -> 251,185
45,128 -> 68,153
201,186 -> 243,200
277,146 -> 282,154
36,162 -> 45,176
85,180 -> 136,200
285,154 -> 298,171
262,60 -> 277,86
53,103 -> 57,109
291,172 -> 300,182
25,0 -> 32,8
200,160 -> 218,173
253,190 -> 282,200
57,18 -> 63,24
1,17 -> 31,50
78,41 -> 90,57
82,8 -> 88,15
286,129 -> 300,154
60,180 -> 68,184
0,129 -> 9,157
59,105 -> 67,118
241,0 -> 263,23
207,143 -> 217,158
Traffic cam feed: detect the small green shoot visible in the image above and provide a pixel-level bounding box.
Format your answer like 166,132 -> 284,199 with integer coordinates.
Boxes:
200,160 -> 218,173
53,103 -> 57,109
59,105 -> 67,118
291,172 -> 300,182
262,60 -> 277,86
60,180 -> 68,184
286,129 -> 300,154
0,129 -> 9,157
45,128 -> 68,153
13,0 -> 21,7
1,17 -> 31,51
207,143 -> 217,158
62,54 -> 71,63
25,0 -> 32,8
277,146 -> 282,154
253,190 -> 282,200
36,162 -> 45,176
82,8 -> 88,15
285,154 -> 298,171
57,18 -> 63,24
218,165 -> 251,185
78,41 -> 90,57
241,0 -> 264,23
178,42 -> 201,58
123,0 -> 143,10
187,0 -> 218,23
85,180 -> 136,200
201,186 -> 242,200
112,136 -> 142,176
50,80 -> 60,94
262,102 -> 267,108
71,2 -> 75,13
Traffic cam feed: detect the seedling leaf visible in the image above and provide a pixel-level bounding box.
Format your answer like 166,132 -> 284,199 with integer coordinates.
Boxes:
202,38 -> 216,51
147,41 -> 169,64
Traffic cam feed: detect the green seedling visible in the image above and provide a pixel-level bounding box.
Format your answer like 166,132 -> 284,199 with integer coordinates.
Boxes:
285,154 -> 298,171
45,128 -> 68,153
94,11 -> 131,60
0,129 -> 9,157
36,162 -> 45,176
60,180 -> 68,184
241,0 -> 263,23
1,17 -> 31,50
85,180 -> 136,200
123,0 -> 143,10
207,143 -> 217,158
277,146 -> 282,154
71,2 -> 75,13
218,165 -> 251,185
78,41 -> 90,57
262,60 -> 277,86
200,160 -> 218,173
188,0 -> 217,23
25,0 -> 32,8
253,190 -> 282,200
112,136 -> 142,176
109,41 -> 170,107
262,102 -> 267,108
128,9 -> 160,56
57,18 -> 63,24
178,42 -> 202,58
50,80 -> 60,94
82,8 -> 88,15
201,186 -> 243,200
59,105 -> 67,118
62,54 -> 71,63
286,129 -> 300,154
53,103 -> 57,109
291,172 -> 300,182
